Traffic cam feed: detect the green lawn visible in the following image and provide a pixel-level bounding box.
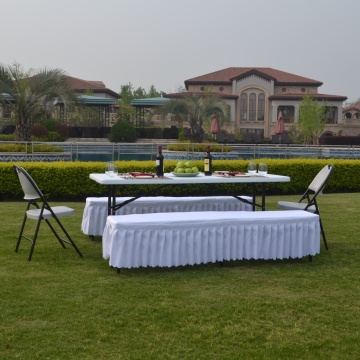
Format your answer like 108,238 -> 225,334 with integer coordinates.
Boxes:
1,194 -> 359,359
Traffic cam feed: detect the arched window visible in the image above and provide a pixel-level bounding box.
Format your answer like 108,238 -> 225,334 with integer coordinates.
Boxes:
258,93 -> 265,120
249,93 -> 256,121
240,90 -> 266,122
240,93 -> 247,120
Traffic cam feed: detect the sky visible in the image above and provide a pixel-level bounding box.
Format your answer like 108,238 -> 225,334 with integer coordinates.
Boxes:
1,0 -> 359,103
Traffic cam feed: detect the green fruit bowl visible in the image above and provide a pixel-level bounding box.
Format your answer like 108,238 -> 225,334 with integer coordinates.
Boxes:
171,172 -> 200,177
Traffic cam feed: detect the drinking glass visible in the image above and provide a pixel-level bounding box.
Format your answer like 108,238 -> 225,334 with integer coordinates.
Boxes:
258,162 -> 268,175
247,161 -> 257,175
105,161 -> 118,177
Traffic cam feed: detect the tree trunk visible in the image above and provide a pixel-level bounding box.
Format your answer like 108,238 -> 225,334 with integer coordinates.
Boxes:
15,118 -> 31,141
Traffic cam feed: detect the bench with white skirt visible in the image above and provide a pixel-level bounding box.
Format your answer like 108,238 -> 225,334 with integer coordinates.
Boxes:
102,210 -> 320,270
81,196 -> 253,236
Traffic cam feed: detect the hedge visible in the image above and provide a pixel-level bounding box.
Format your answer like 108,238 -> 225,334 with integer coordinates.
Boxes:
0,158 -> 358,201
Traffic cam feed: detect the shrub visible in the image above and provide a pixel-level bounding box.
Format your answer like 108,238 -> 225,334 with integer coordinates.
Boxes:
43,119 -> 58,132
55,123 -> 69,139
31,125 -> 49,138
0,134 -> 15,141
0,144 -> 63,153
167,143 -> 232,152
109,121 -> 136,142
318,136 -> 360,146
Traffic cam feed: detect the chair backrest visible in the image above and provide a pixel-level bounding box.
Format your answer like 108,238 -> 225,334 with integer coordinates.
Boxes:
308,164 -> 334,194
14,165 -> 44,201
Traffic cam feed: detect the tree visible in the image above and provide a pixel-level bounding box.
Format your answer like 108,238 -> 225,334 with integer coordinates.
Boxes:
154,93 -> 230,143
117,82 -> 164,122
109,120 -> 136,142
298,92 -> 328,144
0,62 -> 77,141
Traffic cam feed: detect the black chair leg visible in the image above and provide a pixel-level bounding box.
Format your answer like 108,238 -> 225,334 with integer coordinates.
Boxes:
28,218 -> 42,261
44,219 -> 67,249
16,213 -> 28,253
52,216 -> 83,258
319,218 -> 328,250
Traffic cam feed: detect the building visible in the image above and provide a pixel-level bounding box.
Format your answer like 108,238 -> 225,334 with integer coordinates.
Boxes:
0,76 -> 121,133
167,67 -> 349,140
53,76 -> 120,128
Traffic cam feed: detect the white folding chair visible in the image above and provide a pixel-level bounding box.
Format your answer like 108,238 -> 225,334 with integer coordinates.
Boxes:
278,164 -> 334,250
14,165 -> 83,261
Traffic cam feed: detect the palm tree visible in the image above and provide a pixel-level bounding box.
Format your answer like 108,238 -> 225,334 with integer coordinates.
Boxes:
0,62 -> 77,141
156,93 -> 230,143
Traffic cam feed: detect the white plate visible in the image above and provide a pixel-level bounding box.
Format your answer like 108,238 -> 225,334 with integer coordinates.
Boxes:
133,175 -> 154,179
235,173 -> 252,177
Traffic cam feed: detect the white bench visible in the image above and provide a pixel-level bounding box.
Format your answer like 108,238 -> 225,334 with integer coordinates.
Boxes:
81,196 -> 253,236
102,210 -> 320,270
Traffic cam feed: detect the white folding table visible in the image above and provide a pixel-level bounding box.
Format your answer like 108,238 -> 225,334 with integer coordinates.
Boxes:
89,172 -> 290,215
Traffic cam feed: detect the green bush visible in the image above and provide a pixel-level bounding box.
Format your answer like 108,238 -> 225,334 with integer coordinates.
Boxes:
109,121 -> 136,143
0,134 -> 15,141
167,143 -> 232,152
0,144 -> 63,153
43,119 -> 57,131
0,158 -> 358,201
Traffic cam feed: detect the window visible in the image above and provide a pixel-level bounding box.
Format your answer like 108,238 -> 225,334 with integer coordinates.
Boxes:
240,93 -> 247,120
325,106 -> 337,124
249,93 -> 256,121
3,104 -> 11,118
258,93 -> 265,120
240,91 -> 266,122
278,106 -> 295,123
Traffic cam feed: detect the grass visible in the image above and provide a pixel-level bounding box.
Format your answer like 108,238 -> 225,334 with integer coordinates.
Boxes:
1,194 -> 360,359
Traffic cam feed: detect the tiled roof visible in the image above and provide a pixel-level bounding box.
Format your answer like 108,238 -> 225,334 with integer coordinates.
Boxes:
185,67 -> 323,87
66,76 -> 120,99
343,104 -> 360,112
269,93 -> 347,101
165,91 -> 238,100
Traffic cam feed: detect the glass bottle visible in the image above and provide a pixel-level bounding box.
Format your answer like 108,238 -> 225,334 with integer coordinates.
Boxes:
156,145 -> 164,177
204,146 -> 212,176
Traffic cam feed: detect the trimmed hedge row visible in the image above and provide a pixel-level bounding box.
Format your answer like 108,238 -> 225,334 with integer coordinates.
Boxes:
0,158 -> 358,201
318,136 -> 360,145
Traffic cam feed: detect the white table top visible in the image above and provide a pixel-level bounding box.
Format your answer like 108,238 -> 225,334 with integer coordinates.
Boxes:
90,172 -> 290,185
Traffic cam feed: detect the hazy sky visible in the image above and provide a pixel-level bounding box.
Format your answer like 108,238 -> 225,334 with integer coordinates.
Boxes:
1,0 -> 359,102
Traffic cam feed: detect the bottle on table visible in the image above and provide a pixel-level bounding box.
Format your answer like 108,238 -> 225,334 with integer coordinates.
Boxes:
204,146 -> 212,176
156,145 -> 164,177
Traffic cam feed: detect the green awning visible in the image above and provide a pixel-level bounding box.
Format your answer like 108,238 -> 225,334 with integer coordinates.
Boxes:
130,97 -> 169,107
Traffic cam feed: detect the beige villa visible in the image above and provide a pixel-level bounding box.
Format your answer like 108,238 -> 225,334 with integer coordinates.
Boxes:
167,67 -> 353,140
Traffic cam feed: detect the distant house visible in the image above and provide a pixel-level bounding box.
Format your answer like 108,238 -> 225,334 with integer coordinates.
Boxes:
52,76 -> 120,128
0,76 -> 121,132
343,104 -> 360,123
166,67 -> 349,139
66,76 -> 120,100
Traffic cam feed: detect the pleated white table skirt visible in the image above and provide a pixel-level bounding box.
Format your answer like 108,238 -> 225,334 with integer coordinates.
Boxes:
102,210 -> 320,269
82,196 -> 253,236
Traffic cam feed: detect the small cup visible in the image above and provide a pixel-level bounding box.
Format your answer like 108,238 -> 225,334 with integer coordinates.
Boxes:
247,161 -> 257,175
258,162 -> 268,175
105,161 -> 118,177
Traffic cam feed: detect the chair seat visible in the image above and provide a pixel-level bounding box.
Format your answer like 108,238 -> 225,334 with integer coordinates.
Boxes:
26,206 -> 75,220
278,201 -> 316,213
